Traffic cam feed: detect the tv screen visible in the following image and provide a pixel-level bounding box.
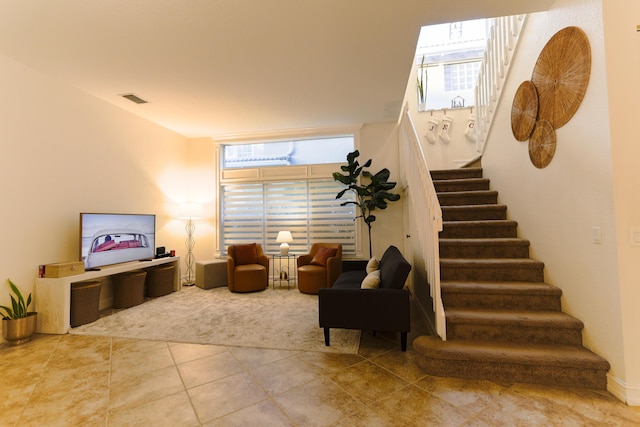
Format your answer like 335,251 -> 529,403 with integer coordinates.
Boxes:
80,213 -> 156,269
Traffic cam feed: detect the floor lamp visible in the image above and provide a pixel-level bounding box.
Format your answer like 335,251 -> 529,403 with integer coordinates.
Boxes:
179,203 -> 203,286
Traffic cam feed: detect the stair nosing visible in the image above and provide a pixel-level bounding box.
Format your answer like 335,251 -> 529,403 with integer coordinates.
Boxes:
445,308 -> 583,328
413,337 -> 610,369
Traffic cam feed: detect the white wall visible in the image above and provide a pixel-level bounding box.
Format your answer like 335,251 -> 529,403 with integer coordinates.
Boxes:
601,0 -> 640,405
482,0 -> 638,404
0,54 -> 189,311
358,122 -> 406,259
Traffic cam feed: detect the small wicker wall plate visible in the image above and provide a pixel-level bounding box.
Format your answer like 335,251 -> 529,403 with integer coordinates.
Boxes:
531,26 -> 591,129
511,80 -> 539,141
529,119 -> 556,168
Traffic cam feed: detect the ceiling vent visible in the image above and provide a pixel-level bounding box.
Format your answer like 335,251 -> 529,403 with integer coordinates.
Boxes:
120,93 -> 148,104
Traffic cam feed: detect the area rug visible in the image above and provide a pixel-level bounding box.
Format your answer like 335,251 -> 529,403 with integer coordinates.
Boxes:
70,286 -> 360,354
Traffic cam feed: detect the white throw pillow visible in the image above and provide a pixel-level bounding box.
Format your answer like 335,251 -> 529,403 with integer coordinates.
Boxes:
361,270 -> 381,289
366,256 -> 379,274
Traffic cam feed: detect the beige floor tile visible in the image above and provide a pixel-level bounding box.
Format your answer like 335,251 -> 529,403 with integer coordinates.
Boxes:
274,377 -> 363,426
510,382 -> 621,424
109,364 -> 185,412
108,391 -> 200,427
188,371 -> 268,423
604,403 -> 640,426
203,399 -> 294,427
466,388 -> 591,426
228,346 -> 300,369
46,335 -> 111,370
296,351 -> 365,375
327,360 -> 408,406
20,362 -> 110,427
414,375 -> 507,416
111,339 -> 175,383
376,383 -> 471,426
177,350 -> 244,389
250,355 -> 324,396
356,332 -> 396,359
369,348 -> 427,382
169,341 -> 227,364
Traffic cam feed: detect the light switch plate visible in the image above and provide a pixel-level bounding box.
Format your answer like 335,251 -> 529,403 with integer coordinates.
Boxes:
630,227 -> 640,247
592,227 -> 602,244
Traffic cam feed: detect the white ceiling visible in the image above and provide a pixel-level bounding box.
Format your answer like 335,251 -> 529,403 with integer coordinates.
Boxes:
0,0 -> 554,139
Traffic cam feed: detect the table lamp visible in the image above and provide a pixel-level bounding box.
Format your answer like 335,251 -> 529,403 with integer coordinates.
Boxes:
276,231 -> 293,255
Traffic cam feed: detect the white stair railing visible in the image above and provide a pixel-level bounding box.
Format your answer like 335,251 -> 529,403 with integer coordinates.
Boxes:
399,105 -> 446,340
475,15 -> 527,153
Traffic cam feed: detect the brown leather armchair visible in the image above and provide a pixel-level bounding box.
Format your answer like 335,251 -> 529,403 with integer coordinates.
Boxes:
227,243 -> 269,292
297,243 -> 342,294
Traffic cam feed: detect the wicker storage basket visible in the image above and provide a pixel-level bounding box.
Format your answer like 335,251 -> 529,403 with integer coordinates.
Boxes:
112,271 -> 147,309
70,281 -> 102,327
146,265 -> 175,297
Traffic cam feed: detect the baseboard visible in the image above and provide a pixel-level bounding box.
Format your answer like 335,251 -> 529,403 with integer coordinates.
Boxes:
607,373 -> 640,406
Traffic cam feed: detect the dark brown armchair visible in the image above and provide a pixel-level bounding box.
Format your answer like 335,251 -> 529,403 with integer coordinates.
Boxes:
227,243 -> 269,292
297,243 -> 342,294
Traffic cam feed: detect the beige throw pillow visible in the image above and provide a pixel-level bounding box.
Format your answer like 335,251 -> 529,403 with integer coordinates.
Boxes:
366,256 -> 379,274
361,270 -> 381,289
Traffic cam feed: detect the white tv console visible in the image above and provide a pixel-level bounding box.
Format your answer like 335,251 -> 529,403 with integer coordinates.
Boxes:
35,257 -> 180,334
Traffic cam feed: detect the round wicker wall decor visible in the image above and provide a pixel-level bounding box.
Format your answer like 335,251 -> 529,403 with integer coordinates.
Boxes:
531,26 -> 591,129
528,119 -> 556,169
511,80 -> 539,141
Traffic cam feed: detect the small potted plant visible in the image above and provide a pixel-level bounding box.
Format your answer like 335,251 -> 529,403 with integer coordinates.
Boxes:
417,55 -> 428,112
1,279 -> 37,345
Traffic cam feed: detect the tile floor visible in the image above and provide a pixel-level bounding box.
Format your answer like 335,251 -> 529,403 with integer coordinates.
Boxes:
2,328 -> 639,426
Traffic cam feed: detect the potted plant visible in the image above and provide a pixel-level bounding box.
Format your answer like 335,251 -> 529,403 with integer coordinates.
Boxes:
1,279 -> 37,345
333,150 -> 401,258
417,55 -> 427,111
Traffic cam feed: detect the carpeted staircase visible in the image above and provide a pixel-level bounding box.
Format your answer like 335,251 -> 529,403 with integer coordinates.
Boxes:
413,167 -> 610,389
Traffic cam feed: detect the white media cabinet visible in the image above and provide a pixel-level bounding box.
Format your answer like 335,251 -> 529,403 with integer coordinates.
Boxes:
35,257 -> 180,334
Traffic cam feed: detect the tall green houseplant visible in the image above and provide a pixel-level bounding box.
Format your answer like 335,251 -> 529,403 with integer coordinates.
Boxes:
333,150 -> 401,258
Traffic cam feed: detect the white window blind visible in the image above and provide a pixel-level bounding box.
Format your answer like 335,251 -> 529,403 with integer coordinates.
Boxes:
221,179 -> 356,255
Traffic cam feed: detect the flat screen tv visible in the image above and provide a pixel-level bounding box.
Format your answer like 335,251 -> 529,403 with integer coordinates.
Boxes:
80,213 -> 156,269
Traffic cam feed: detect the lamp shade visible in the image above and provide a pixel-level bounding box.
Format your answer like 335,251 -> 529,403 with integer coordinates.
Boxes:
276,231 -> 293,243
276,231 -> 293,255
178,203 -> 203,219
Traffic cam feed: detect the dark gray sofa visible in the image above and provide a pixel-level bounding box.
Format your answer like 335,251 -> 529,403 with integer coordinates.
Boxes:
318,245 -> 412,351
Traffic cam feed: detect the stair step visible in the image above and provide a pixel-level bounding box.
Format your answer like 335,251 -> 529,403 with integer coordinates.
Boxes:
441,204 -> 507,221
445,308 -> 583,345
441,220 -> 518,239
437,190 -> 498,206
441,281 -> 562,311
413,336 -> 610,389
433,178 -> 490,193
440,238 -> 530,258
440,258 -> 544,282
431,168 -> 483,181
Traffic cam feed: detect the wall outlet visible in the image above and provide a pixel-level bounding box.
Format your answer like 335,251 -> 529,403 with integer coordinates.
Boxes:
592,227 -> 602,244
630,227 -> 640,247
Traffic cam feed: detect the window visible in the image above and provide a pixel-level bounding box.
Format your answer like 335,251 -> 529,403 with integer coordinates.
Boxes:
223,136 -> 354,169
444,61 -> 482,91
415,18 -> 488,110
221,180 -> 356,255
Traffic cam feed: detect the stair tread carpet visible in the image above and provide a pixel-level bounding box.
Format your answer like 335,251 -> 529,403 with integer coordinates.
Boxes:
440,258 -> 544,268
445,308 -> 583,328
413,336 -> 610,370
440,238 -> 530,246
441,281 -> 562,296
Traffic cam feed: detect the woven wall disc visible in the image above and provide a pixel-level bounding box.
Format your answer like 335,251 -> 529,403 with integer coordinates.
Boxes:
529,119 -> 556,168
511,80 -> 538,141
531,26 -> 591,129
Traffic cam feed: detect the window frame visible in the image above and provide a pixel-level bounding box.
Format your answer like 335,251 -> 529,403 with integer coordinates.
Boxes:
213,126 -> 363,259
